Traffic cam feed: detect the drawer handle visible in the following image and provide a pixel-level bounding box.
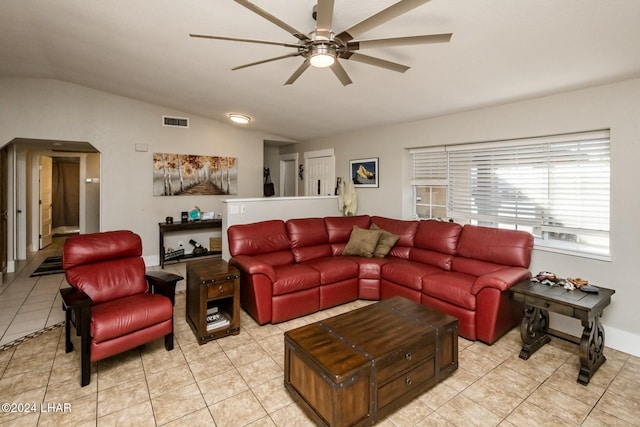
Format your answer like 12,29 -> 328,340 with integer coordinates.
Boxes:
405,352 -> 412,361
405,376 -> 412,386
544,302 -> 550,308
219,285 -> 224,293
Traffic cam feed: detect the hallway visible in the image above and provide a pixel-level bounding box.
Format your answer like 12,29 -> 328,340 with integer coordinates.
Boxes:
0,237 -> 67,346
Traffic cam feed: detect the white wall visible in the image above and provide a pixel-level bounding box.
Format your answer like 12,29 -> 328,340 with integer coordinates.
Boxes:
0,78 -> 287,264
292,78 -> 640,356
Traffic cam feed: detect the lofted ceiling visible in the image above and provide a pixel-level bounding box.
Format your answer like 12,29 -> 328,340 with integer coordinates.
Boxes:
2,0 -> 640,142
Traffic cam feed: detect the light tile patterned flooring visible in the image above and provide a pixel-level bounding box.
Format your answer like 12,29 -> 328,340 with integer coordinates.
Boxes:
1,246 -> 639,426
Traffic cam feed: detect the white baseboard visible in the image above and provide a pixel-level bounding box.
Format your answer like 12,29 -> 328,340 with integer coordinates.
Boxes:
604,325 -> 640,358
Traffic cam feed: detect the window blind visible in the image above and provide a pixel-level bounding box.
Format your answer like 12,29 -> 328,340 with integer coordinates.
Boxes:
410,147 -> 447,186
447,130 -> 610,237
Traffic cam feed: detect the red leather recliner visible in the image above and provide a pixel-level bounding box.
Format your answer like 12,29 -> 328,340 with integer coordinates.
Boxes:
61,230 -> 176,386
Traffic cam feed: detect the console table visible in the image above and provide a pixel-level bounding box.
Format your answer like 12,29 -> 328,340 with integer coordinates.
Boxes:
511,280 -> 615,385
158,219 -> 222,268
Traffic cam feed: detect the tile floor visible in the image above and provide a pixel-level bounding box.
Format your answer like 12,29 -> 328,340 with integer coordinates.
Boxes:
1,245 -> 639,426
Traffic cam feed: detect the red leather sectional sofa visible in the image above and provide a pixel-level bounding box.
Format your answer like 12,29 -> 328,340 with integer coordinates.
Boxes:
227,215 -> 533,344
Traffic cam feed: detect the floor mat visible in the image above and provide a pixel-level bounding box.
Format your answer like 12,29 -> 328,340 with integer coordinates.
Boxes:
30,255 -> 64,277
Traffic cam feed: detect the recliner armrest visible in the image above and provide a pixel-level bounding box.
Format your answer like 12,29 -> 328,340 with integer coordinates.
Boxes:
229,255 -> 277,282
60,286 -> 93,310
145,271 -> 183,306
471,267 -> 531,295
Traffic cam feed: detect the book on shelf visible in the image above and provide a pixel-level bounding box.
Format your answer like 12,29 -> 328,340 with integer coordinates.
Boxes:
206,311 -> 230,331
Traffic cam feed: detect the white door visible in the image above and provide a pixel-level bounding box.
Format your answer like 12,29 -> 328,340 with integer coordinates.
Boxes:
305,154 -> 335,196
39,156 -> 53,249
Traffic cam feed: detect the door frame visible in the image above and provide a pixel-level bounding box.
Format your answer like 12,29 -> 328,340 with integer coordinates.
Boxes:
278,152 -> 299,197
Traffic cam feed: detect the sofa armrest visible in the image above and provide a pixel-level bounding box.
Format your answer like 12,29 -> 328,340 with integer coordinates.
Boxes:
471,267 -> 531,295
229,255 -> 277,282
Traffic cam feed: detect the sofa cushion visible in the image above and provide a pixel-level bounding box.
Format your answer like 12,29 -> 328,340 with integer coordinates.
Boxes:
422,271 -> 477,310
272,264 -> 320,296
304,257 -> 359,284
370,223 -> 400,258
324,215 -> 371,243
380,259 -> 443,290
452,257 -> 508,277
342,226 -> 382,257
228,220 -> 291,257
287,218 -> 332,263
456,225 -> 533,268
370,216 -> 418,259
413,220 -> 462,255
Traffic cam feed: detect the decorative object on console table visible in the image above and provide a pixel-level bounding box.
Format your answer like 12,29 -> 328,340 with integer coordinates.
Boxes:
186,258 -> 240,344
189,239 -> 207,256
350,157 -> 378,188
511,279 -> 615,385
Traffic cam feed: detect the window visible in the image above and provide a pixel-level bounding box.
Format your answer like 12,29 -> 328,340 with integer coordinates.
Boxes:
411,130 -> 611,259
411,148 -> 448,220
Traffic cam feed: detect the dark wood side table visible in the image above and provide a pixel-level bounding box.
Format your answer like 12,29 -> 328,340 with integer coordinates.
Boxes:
511,280 -> 615,385
186,258 -> 240,344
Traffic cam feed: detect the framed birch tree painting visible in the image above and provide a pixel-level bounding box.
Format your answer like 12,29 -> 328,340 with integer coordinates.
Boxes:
153,153 -> 238,196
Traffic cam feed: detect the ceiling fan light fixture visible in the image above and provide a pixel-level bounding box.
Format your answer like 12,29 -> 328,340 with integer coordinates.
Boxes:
228,113 -> 252,124
309,44 -> 336,68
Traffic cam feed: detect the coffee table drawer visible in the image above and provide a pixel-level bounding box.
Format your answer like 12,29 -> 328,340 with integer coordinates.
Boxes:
524,295 -> 575,317
377,335 -> 435,384
378,359 -> 436,410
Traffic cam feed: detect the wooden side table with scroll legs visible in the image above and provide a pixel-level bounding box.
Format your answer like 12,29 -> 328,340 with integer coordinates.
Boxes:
511,280 -> 615,385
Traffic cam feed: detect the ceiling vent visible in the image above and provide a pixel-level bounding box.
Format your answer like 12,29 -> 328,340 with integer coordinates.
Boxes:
163,115 -> 189,128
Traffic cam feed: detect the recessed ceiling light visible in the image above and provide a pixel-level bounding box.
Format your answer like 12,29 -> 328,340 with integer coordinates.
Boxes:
228,113 -> 252,124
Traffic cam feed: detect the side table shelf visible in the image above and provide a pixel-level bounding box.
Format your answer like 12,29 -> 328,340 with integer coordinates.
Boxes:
186,258 -> 240,344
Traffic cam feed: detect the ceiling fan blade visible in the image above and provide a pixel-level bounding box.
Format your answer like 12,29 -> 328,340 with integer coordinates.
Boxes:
330,60 -> 353,86
284,60 -> 311,85
343,52 -> 410,73
336,0 -> 431,43
234,0 -> 309,41
347,33 -> 452,50
315,0 -> 335,39
233,52 -> 303,71
190,34 -> 300,49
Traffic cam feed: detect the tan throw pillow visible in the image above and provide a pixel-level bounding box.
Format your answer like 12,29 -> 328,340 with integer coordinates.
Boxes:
370,223 -> 400,258
342,226 -> 382,258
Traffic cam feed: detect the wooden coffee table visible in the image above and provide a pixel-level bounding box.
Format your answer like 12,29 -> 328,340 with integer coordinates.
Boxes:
284,296 -> 458,426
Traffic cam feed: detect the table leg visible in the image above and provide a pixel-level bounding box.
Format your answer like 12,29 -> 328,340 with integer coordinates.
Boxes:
519,306 -> 551,360
578,313 -> 606,385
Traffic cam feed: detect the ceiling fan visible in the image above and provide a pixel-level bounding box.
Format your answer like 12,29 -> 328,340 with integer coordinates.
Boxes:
190,0 -> 452,86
